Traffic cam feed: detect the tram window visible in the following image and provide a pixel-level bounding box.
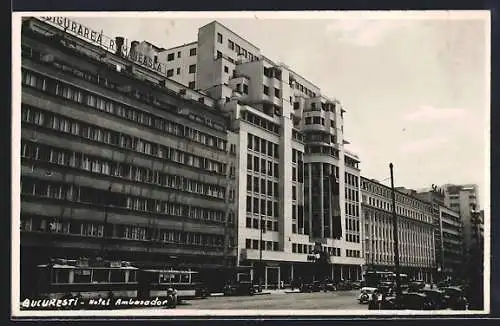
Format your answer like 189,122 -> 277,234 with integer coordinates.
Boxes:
171,274 -> 181,283
93,269 -> 109,283
51,269 -> 70,284
159,273 -> 173,283
181,274 -> 190,283
74,269 -> 92,283
129,271 -> 137,282
110,270 -> 126,283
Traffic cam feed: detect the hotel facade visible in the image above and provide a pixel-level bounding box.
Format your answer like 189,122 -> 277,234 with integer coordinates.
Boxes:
360,178 -> 436,282
130,21 -> 365,287
19,17 -> 238,296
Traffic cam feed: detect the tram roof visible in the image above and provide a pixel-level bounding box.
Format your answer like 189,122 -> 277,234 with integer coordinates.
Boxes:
142,269 -> 199,274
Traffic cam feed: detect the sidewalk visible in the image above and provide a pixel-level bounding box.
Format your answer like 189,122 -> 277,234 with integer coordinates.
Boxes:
209,289 -> 300,297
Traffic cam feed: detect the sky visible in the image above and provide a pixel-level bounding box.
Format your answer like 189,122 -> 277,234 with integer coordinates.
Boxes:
53,12 -> 489,206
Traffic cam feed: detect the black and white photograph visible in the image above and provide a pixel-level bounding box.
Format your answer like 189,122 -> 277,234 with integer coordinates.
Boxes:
11,11 -> 490,317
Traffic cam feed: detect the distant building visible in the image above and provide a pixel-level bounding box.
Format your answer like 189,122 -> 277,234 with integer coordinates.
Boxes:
416,187 -> 463,279
442,184 -> 481,259
361,179 -> 436,282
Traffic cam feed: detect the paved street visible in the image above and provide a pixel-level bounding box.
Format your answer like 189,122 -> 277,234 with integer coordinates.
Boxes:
181,290 -> 365,310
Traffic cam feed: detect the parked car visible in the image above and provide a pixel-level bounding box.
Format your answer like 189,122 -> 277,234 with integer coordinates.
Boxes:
351,281 -> 362,290
442,286 -> 468,310
300,281 -> 322,293
408,281 -> 426,292
358,287 -> 378,304
418,289 -> 447,309
382,293 -> 434,310
322,280 -> 336,292
223,281 -> 255,296
336,281 -> 353,291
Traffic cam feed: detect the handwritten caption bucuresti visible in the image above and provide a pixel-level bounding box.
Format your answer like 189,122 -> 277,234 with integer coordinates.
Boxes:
21,297 -> 173,310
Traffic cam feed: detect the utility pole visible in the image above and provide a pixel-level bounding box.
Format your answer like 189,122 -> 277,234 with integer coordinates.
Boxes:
389,163 -> 402,301
259,211 -> 263,292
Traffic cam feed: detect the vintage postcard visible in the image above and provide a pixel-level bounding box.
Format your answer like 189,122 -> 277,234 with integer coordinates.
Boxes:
10,10 -> 490,318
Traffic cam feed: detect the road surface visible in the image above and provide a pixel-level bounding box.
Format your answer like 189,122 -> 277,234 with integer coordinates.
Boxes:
181,290 -> 365,310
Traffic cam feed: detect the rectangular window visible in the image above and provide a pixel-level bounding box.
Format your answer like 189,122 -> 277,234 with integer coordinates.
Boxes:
263,86 -> 269,95
217,33 -> 223,43
167,53 -> 174,61
167,69 -> 174,77
176,68 -> 181,75
189,64 -> 196,73
190,48 -> 197,56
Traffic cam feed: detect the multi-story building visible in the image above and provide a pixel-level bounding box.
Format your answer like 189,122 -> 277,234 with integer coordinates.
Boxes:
19,17 -> 237,296
360,178 -> 436,282
130,20 -> 364,287
416,188 -> 463,279
443,184 -> 481,259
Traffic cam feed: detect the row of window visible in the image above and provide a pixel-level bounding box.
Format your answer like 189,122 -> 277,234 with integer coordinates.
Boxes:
304,145 -> 339,158
247,133 -> 280,159
247,155 -> 280,179
245,195 -> 279,219
21,105 -> 228,176
25,45 -> 225,132
240,111 -> 281,135
363,194 -> 432,223
245,239 -> 280,251
345,202 -> 360,218
21,215 -> 228,247
245,217 -> 279,232
345,156 -> 360,170
21,178 -> 229,224
21,69 -> 227,152
21,141 -> 227,200
305,162 -> 340,179
226,36 -> 257,62
291,243 -> 341,257
165,47 -> 197,61
263,85 -> 281,98
345,187 -> 359,202
361,179 -> 433,213
304,132 -> 336,144
345,249 -> 361,258
345,173 -> 359,188
235,83 -> 249,95
289,78 -> 317,98
345,233 -> 361,243
304,116 -> 335,128
246,174 -> 279,198
345,218 -> 360,232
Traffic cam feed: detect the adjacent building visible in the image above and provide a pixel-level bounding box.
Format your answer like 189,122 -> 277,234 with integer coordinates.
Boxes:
360,178 -> 436,282
20,17 -> 237,296
416,188 -> 463,279
129,20 -> 364,287
443,184 -> 481,259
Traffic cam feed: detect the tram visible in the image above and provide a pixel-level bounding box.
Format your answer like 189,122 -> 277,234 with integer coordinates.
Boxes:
30,257 -> 208,304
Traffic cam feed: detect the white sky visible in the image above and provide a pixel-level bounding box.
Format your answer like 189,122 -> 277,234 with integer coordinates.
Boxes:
33,11 -> 489,206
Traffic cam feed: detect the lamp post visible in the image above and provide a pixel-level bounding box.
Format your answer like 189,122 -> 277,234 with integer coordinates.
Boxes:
258,212 -> 263,292
389,163 -> 402,301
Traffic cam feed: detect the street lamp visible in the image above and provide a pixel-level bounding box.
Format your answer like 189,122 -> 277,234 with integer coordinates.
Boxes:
389,163 -> 402,301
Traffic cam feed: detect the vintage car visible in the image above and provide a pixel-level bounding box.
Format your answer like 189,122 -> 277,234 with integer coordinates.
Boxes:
408,281 -> 426,292
300,281 -> 322,293
418,289 -> 447,309
358,287 -> 378,304
442,286 -> 468,310
350,281 -> 362,290
223,281 -> 255,296
381,292 -> 434,310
